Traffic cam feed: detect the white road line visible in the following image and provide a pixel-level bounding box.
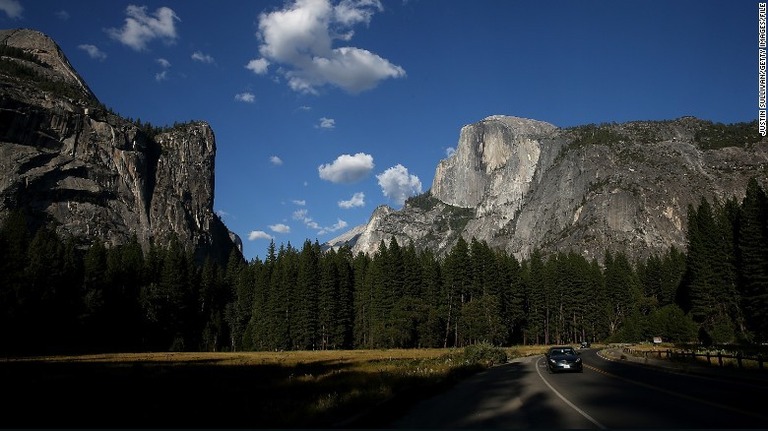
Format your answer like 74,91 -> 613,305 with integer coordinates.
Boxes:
590,351 -> 768,421
535,357 -> 607,430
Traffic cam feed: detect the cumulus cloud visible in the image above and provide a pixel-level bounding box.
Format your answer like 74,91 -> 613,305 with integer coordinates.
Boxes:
293,209 -> 347,235
107,5 -> 179,51
270,155 -> 284,165
191,50 -> 215,63
318,219 -> 348,235
246,58 -> 270,74
269,223 -> 291,234
248,230 -> 274,241
317,117 -> 335,129
255,0 -> 405,94
318,152 -> 374,184
78,44 -> 107,61
153,58 -> 171,81
293,209 -> 320,230
376,164 -> 422,205
338,192 -> 365,209
235,92 -> 256,103
0,0 -> 22,19
292,199 -> 306,206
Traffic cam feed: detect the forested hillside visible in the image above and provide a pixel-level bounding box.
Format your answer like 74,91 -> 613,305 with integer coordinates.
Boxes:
1,180 -> 766,354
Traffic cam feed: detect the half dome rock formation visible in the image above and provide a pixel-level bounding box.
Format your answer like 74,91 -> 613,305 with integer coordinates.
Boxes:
329,115 -> 767,262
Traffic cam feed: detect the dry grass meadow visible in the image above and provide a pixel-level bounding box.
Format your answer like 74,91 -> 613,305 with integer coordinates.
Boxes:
1,346 -> 550,428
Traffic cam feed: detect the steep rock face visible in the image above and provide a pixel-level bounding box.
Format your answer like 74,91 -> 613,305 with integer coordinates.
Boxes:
432,115 -> 558,209
0,28 -> 96,100
0,28 -> 238,261
330,116 -> 768,262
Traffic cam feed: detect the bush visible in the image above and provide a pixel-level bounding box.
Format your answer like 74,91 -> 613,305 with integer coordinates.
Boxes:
462,342 -> 507,367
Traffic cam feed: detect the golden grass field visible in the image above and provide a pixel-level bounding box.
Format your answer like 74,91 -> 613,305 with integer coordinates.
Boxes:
10,345 -> 551,367
2,346 -> 552,428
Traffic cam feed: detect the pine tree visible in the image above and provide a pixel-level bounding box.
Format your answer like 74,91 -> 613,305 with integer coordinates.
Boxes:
604,250 -> 641,338
352,251 -> 372,348
683,198 -> 740,343
738,178 -> 768,341
442,236 -> 470,347
82,241 -> 108,349
293,240 -> 319,350
417,248 -> 443,347
522,250 -> 547,344
660,246 -> 686,307
365,242 -> 388,347
318,248 -> 339,349
223,248 -> 250,351
332,245 -> 354,349
497,251 -> 525,344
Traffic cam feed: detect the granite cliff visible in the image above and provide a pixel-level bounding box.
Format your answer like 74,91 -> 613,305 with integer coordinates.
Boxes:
0,29 -> 240,261
328,115 -> 768,262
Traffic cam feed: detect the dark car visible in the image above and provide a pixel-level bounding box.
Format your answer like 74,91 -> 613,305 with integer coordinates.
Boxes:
546,346 -> 583,373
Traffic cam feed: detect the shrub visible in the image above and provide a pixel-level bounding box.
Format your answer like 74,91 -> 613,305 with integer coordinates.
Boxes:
462,342 -> 508,367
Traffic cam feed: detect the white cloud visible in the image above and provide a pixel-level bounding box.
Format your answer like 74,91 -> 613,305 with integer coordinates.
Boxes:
78,44 -> 107,61
445,147 -> 456,157
246,58 -> 270,74
192,50 -> 215,64
55,10 -> 70,20
255,0 -> 405,94
298,105 -> 312,111
235,92 -> 256,103
376,164 -> 422,205
317,117 -> 335,129
270,155 -> 283,165
293,209 -> 320,230
269,223 -> 291,234
334,0 -> 381,25
318,152 -> 374,184
292,199 -> 306,206
0,0 -> 22,19
248,230 -> 274,241
107,5 -> 179,51
338,192 -> 365,209
293,208 -> 309,220
318,219 -> 348,235
156,58 -> 171,68
155,70 -> 168,81
293,209 -> 346,235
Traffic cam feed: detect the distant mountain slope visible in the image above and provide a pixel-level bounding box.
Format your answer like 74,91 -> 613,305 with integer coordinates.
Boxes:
0,28 -> 239,262
328,115 -> 768,262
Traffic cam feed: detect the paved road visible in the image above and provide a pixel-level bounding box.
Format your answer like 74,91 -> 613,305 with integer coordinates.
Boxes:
390,349 -> 767,428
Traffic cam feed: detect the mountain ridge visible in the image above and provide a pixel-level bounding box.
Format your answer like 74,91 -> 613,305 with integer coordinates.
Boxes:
0,28 -> 240,262
328,115 -> 768,262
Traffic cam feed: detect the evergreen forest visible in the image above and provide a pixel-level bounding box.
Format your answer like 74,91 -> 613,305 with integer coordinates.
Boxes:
1,179 -> 766,355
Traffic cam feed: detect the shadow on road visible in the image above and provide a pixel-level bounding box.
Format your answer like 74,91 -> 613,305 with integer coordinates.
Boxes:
386,360 -> 572,429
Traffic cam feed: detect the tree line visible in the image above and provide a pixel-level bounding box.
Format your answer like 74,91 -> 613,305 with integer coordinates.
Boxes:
1,179 -> 766,354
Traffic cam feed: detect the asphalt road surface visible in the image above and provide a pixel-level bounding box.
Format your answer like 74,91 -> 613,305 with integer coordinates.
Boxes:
390,349 -> 767,428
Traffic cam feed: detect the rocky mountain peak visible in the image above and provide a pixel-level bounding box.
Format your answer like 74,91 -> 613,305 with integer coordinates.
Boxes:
0,28 -> 96,101
329,115 -> 767,262
432,115 -> 558,210
0,28 -> 238,263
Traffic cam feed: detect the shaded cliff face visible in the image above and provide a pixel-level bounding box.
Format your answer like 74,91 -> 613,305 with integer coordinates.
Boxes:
329,116 -> 768,262
0,29 -> 239,261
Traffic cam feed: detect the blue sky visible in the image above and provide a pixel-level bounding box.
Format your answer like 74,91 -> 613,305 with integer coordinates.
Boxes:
0,0 -> 757,260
